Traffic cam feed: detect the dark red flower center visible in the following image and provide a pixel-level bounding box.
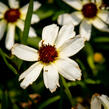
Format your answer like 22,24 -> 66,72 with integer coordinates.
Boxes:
4,9 -> 20,23
82,3 -> 98,18
38,44 -> 58,64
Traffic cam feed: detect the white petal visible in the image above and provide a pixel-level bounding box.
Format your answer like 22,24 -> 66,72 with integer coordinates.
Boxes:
58,13 -> 74,25
0,2 -> 8,13
70,12 -> 83,25
8,0 -> 19,9
20,12 -> 40,24
0,20 -> 6,40
99,95 -> 109,109
31,14 -> 40,24
16,20 -> 24,31
55,24 -> 75,48
91,94 -> 102,109
5,24 -> 15,50
55,58 -> 81,81
16,20 -> 37,37
98,11 -> 109,24
12,44 -> 39,61
80,20 -> 92,41
43,64 -> 59,93
59,35 -> 85,57
42,24 -> 59,45
33,1 -> 41,11
58,12 -> 83,26
63,0 -> 82,10
82,0 -> 90,4
20,1 -> 41,14
0,13 -> 3,18
28,27 -> 37,37
92,17 -> 109,32
95,0 -> 102,7
19,62 -> 43,89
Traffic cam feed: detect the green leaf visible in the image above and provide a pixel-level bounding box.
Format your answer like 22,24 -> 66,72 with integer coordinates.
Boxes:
94,37 -> 109,43
35,4 -> 55,20
1,91 -> 9,109
0,48 -> 17,74
61,76 -> 74,107
38,96 -> 60,109
21,0 -> 33,44
84,43 -> 97,75
27,37 -> 41,48
85,78 -> 101,84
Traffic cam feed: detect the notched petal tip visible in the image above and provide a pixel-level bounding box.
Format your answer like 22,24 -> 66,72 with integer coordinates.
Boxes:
11,43 -> 19,54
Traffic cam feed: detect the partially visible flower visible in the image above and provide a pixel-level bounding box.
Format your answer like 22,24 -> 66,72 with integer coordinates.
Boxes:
91,93 -> 109,109
12,24 -> 85,92
58,0 -> 109,40
0,0 -> 41,50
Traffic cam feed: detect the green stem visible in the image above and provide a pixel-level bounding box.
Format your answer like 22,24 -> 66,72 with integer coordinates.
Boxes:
0,48 -> 17,74
61,76 -> 74,107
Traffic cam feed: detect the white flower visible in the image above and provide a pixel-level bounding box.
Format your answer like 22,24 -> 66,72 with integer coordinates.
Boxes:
58,0 -> 109,41
0,0 -> 41,50
11,24 -> 85,92
91,93 -> 109,109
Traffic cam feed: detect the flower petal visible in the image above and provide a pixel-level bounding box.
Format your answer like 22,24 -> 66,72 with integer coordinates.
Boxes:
5,24 -> 15,50
28,27 -> 37,37
43,64 -> 59,93
80,20 -> 92,41
8,0 -> 19,9
20,12 -> 40,24
55,58 -> 82,81
63,0 -> 82,10
99,95 -> 109,109
55,24 -> 75,48
0,2 -> 8,13
20,1 -> 41,14
58,12 -> 83,26
95,0 -> 102,7
12,44 -> 39,61
82,0 -> 90,5
0,13 -> 3,18
59,35 -> 85,57
92,17 -> 109,32
0,20 -> 6,40
42,24 -> 59,45
16,20 -> 37,37
19,62 -> 43,89
58,13 -> 74,25
98,10 -> 109,24
91,94 -> 101,109
31,14 -> 40,24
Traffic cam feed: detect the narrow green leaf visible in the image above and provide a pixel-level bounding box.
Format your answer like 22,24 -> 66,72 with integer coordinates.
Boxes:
38,96 -> 60,109
0,48 -> 17,74
84,43 -> 97,75
61,76 -> 74,107
21,0 -> 33,44
1,91 -> 8,109
27,37 -> 41,48
94,37 -> 109,43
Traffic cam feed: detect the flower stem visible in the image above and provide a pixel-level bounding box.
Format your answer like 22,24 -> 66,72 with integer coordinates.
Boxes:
61,76 -> 74,107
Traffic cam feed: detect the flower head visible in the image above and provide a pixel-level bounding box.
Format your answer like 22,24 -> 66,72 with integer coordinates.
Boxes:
58,0 -> 109,40
12,24 -> 85,92
0,0 -> 41,50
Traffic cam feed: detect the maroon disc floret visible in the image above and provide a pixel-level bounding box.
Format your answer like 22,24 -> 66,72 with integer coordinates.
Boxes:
39,44 -> 58,64
82,3 -> 98,18
4,9 -> 20,23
